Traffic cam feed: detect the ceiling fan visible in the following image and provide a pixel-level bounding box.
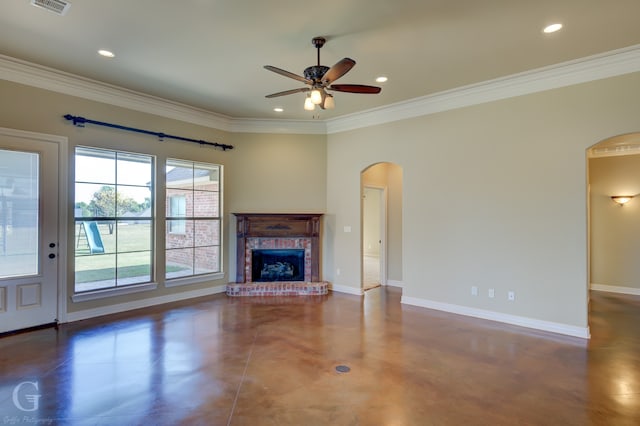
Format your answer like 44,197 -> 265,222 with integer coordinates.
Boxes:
264,37 -> 382,110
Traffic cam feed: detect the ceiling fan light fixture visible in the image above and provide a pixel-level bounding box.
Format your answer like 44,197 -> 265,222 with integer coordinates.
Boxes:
323,94 -> 335,110
304,96 -> 315,111
310,89 -> 323,105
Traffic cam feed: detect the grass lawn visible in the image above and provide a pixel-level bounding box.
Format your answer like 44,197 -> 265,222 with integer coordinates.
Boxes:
75,221 -> 185,284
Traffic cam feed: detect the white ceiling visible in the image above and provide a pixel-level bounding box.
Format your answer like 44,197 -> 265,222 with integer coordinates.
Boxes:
1,0 -> 640,121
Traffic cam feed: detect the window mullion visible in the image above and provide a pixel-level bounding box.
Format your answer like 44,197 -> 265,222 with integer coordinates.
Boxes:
74,147 -> 154,293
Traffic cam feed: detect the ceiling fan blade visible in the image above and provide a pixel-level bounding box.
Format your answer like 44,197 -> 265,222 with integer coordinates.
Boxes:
328,84 -> 382,94
265,87 -> 310,98
264,65 -> 312,85
321,58 -> 356,84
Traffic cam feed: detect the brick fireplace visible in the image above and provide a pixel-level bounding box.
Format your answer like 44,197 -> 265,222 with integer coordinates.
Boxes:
226,213 -> 328,296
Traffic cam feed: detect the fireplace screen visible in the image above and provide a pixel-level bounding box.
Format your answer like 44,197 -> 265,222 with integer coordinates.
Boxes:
251,249 -> 305,282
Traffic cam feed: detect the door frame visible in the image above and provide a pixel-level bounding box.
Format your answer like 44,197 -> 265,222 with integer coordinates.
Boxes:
0,127 -> 68,325
362,184 -> 387,288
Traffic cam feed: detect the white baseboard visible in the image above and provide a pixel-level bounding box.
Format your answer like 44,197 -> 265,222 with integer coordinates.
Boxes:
590,283 -> 640,296
65,285 -> 227,323
386,280 -> 404,288
330,283 -> 364,296
401,296 -> 590,339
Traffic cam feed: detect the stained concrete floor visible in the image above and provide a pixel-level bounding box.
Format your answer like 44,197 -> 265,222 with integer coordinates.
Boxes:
1,287 -> 639,425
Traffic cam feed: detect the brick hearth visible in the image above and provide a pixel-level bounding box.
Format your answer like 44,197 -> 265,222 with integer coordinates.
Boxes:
226,281 -> 328,296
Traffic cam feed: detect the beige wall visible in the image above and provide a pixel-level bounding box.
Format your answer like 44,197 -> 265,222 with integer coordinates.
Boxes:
4,67 -> 640,333
590,151 -> 640,290
326,71 -> 640,329
225,132 -> 326,280
0,80 -> 327,314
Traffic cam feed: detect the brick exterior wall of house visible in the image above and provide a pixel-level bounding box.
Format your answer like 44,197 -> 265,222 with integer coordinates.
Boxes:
166,180 -> 220,275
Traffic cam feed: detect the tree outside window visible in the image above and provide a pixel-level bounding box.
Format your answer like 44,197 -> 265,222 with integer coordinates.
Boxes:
74,147 -> 153,292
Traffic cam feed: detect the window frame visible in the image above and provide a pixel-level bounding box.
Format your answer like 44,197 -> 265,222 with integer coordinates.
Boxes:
72,146 -> 155,296
165,159 -> 222,285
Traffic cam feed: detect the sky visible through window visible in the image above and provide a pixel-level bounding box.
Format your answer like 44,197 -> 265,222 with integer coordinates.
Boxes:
75,153 -> 163,205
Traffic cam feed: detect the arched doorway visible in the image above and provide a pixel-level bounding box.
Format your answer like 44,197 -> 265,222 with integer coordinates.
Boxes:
588,132 -> 640,299
361,162 -> 403,291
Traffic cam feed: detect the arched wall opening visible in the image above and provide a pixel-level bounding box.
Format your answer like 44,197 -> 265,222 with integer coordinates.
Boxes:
361,162 -> 403,290
588,132 -> 640,297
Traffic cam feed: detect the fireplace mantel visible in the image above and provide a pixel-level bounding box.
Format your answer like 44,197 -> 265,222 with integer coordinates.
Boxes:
233,213 -> 323,284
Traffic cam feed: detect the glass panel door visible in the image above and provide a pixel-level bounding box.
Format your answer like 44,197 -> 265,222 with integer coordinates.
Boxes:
0,150 -> 39,278
0,129 -> 59,333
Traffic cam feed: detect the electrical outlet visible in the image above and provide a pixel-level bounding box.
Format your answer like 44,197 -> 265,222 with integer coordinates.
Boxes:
508,291 -> 515,301
471,286 -> 478,296
336,268 -> 341,276
488,288 -> 495,298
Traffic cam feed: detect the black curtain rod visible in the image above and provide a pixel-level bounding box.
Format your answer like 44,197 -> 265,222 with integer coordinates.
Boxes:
63,114 -> 234,151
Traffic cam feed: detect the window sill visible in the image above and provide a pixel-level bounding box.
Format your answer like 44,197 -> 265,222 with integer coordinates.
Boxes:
165,272 -> 225,288
72,282 -> 158,303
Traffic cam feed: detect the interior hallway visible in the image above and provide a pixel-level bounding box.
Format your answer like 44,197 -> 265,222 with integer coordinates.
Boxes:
363,254 -> 381,291
1,288 -> 638,425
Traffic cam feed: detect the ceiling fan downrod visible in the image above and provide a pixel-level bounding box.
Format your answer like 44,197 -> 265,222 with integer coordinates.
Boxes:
312,36 -> 326,66
303,37 -> 329,82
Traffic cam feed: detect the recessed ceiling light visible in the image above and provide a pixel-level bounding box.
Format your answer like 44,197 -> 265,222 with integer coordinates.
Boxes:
98,49 -> 115,58
543,23 -> 563,34
273,107 -> 283,112
376,76 -> 388,83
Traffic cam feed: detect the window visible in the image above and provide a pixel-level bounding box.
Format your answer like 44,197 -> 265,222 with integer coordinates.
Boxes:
166,159 -> 221,280
168,195 -> 186,234
74,147 -> 153,292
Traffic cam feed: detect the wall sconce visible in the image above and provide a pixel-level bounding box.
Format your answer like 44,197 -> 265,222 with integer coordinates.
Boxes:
611,195 -> 634,206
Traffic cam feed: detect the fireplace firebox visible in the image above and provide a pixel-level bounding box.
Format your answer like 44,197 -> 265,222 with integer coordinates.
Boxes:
252,249 -> 305,282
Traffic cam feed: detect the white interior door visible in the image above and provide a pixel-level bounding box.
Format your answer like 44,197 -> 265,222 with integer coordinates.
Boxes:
0,133 -> 59,333
363,186 -> 386,289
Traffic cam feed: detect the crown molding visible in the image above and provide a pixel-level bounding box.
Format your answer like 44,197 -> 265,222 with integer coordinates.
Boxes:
2,44 -> 640,136
0,54 -> 328,135
589,143 -> 640,158
326,44 -> 640,134
0,54 -> 238,131
588,132 -> 640,158
229,118 -> 326,135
